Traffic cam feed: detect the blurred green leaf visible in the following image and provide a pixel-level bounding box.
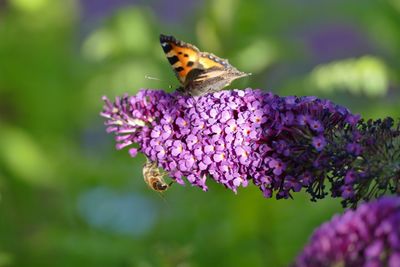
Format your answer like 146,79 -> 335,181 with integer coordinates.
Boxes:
196,17 -> 222,53
86,60 -> 162,99
9,0 -> 48,13
82,28 -> 116,62
308,56 -> 389,97
0,125 -> 55,186
211,0 -> 238,32
235,38 -> 279,73
0,251 -> 13,267
83,8 -> 154,61
389,0 -> 400,13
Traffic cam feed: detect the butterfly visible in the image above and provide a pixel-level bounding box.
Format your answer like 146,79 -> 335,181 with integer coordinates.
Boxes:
160,34 -> 250,96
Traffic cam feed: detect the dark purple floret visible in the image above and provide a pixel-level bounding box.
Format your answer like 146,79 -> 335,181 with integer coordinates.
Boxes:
293,196 -> 400,267
101,89 -> 400,206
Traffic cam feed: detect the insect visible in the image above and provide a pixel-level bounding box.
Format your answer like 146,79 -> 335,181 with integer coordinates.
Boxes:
142,159 -> 172,192
160,34 -> 251,96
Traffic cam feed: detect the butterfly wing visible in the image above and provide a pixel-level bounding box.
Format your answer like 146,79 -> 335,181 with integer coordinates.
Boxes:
186,52 -> 250,96
198,52 -> 230,69
160,34 -> 202,85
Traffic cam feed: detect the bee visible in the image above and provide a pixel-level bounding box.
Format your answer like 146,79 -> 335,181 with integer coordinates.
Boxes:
143,159 -> 172,192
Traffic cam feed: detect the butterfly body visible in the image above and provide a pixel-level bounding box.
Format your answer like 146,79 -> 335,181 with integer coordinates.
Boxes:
160,34 -> 250,96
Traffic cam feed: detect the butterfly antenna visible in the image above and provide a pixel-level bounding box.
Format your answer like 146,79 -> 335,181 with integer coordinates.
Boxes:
145,75 -> 162,81
144,75 -> 173,89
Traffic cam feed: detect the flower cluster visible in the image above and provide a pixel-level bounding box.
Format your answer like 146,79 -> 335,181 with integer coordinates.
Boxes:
101,89 -> 400,206
293,196 -> 400,267
329,117 -> 400,207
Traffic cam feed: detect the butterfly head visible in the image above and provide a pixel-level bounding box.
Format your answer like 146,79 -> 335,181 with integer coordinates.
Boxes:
225,68 -> 252,84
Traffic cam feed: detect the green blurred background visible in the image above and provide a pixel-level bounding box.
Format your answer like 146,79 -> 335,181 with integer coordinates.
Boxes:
0,0 -> 399,266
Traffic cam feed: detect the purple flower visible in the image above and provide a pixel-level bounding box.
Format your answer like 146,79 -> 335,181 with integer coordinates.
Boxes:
297,115 -> 309,126
235,146 -> 251,165
344,169 -> 357,184
294,196 -> 400,267
346,142 -> 363,155
312,136 -> 326,151
101,89 -> 400,206
268,159 -> 286,176
340,185 -> 355,199
308,119 -> 324,133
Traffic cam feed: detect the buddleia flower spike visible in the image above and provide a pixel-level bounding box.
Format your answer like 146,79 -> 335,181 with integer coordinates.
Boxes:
293,196 -> 400,267
101,89 -> 400,207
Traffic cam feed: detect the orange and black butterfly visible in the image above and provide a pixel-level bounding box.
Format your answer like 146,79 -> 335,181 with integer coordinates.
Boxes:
160,34 -> 250,96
